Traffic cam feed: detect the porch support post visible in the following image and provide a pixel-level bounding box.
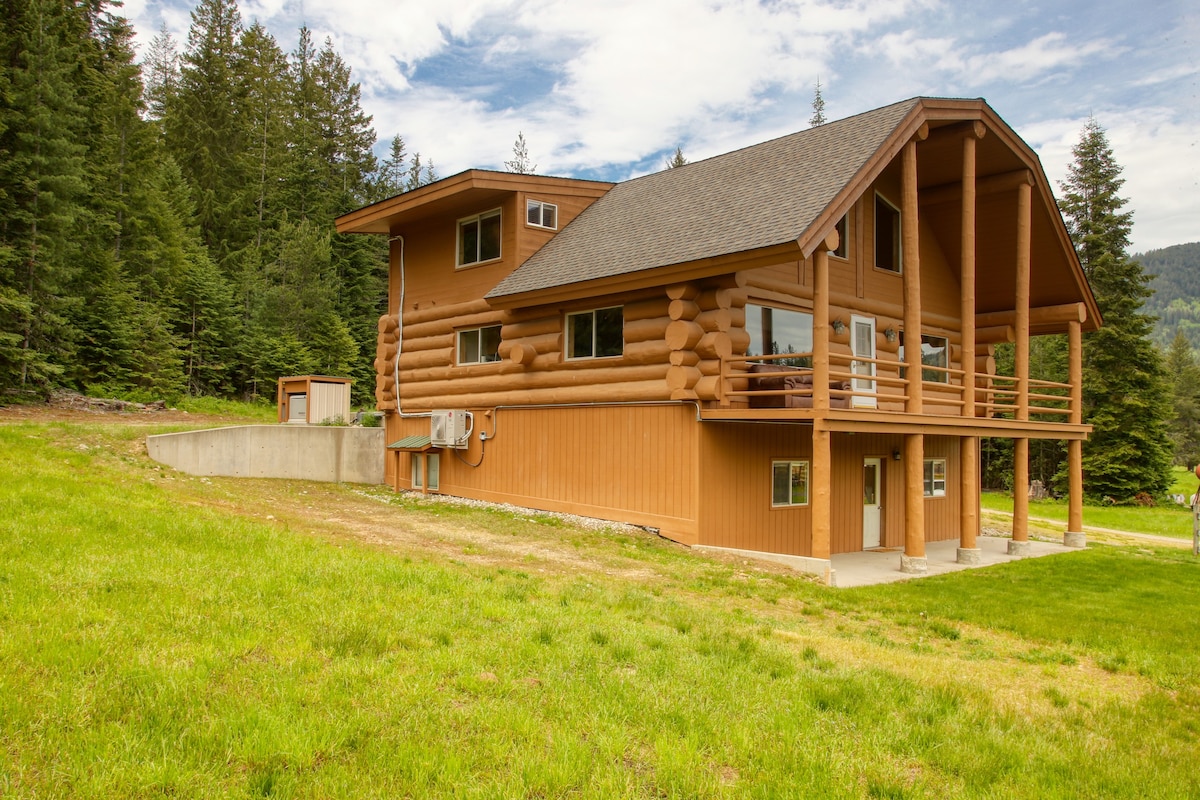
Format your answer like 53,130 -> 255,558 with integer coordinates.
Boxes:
813,232 -> 837,412
812,423 -> 832,563
958,126 -> 983,564
899,137 -> 928,574
1010,179 -> 1033,556
1065,319 -> 1086,547
902,432 -> 927,573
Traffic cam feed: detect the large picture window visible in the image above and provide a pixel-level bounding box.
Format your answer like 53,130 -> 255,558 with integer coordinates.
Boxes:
924,458 -> 947,497
567,306 -> 623,359
458,325 -> 502,364
875,193 -> 901,272
899,332 -> 950,383
458,209 -> 501,266
772,460 -> 810,507
745,304 -> 813,368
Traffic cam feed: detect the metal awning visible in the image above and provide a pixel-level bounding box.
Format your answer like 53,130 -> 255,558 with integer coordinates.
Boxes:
387,435 -> 436,452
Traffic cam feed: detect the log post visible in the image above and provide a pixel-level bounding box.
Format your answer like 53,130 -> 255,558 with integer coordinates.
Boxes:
1009,178 -> 1033,556
900,136 -> 928,575
959,125 -> 983,564
1065,319 -> 1086,548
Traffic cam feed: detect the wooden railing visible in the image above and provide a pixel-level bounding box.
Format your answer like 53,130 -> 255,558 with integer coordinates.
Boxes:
719,352 -> 1075,420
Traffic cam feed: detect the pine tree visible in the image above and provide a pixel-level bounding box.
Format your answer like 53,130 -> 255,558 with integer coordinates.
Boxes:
142,23 -> 179,124
809,77 -> 827,127
505,131 -> 536,174
665,146 -> 688,169
1165,331 -> 1200,468
1059,118 -> 1173,500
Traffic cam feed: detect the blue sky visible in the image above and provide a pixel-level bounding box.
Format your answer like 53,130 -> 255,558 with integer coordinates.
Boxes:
125,0 -> 1198,253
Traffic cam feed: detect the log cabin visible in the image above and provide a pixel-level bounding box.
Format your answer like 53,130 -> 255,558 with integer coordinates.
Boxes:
336,97 -> 1098,584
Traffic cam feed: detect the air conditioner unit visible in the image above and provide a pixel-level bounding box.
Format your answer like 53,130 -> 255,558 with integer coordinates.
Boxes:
430,409 -> 470,449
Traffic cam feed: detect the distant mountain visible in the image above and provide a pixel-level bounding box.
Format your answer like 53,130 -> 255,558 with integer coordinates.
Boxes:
1138,242 -> 1200,350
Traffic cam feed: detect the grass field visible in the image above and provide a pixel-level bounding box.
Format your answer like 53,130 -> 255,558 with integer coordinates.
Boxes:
1,416 -> 1198,798
980,485 -> 1196,539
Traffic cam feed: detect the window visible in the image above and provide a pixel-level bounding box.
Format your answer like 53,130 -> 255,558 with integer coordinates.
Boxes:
566,306 -> 623,359
772,460 -> 810,507
924,458 -> 947,497
875,193 -> 901,272
526,199 -> 558,230
745,305 -> 813,368
458,209 -> 501,266
832,213 -> 848,259
898,332 -> 949,383
413,453 -> 440,492
458,325 -> 502,364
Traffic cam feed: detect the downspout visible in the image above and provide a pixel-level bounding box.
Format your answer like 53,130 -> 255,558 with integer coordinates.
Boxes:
387,233 -> 429,420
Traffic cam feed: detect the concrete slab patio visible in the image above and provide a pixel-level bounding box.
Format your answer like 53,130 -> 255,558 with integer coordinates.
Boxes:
829,535 -> 1079,588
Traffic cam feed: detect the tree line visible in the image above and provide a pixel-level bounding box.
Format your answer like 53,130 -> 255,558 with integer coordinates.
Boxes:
0,0 -> 434,405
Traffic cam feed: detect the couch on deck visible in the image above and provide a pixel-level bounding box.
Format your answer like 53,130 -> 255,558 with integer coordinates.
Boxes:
746,363 -> 851,409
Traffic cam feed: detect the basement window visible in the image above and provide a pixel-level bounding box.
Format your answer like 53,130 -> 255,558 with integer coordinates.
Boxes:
566,306 -> 623,359
458,208 -> 501,267
526,199 -> 558,230
924,458 -> 947,498
772,460 -> 810,507
458,325 -> 502,364
875,193 -> 901,272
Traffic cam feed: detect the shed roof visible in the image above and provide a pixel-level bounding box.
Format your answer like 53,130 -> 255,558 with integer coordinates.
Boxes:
487,98 -> 920,302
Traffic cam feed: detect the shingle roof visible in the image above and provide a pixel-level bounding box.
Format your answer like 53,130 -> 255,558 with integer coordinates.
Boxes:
487,98 -> 920,300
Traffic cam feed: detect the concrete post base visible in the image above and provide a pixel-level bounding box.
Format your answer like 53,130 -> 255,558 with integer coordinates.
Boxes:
1007,540 -> 1032,556
956,547 -> 982,565
900,554 -> 928,574
1063,531 -> 1086,548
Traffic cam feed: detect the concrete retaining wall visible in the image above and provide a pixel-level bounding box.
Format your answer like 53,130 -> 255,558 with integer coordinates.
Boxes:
147,425 -> 385,484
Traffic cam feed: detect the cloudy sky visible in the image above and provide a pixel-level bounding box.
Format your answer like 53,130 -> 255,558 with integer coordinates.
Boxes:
124,0 -> 1197,253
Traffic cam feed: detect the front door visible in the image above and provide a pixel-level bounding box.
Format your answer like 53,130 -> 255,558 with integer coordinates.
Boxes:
863,457 -> 882,549
850,315 -> 876,408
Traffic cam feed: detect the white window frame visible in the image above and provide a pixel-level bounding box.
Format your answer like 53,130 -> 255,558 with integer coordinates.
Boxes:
565,306 -> 623,360
924,458 -> 947,498
526,199 -> 558,230
874,192 -> 901,273
771,460 -> 810,507
457,208 -> 502,268
457,325 -> 502,365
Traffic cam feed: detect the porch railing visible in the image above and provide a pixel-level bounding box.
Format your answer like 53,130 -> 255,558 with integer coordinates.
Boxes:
719,352 -> 1074,420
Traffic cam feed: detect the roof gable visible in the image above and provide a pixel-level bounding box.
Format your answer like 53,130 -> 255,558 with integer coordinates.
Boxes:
486,98 -> 920,302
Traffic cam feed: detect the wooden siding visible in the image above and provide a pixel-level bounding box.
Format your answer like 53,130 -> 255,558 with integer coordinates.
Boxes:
697,425 -> 961,556
386,404 -> 700,542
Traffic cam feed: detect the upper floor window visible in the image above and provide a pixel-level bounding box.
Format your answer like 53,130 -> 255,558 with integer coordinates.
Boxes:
745,304 -> 813,368
924,458 -> 947,497
898,332 -> 949,383
832,213 -> 848,259
458,325 -> 502,364
567,306 -> 623,359
526,199 -> 558,230
875,193 -> 901,272
458,209 -> 501,267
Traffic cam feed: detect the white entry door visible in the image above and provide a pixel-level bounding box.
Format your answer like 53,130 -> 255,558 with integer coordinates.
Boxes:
863,457 -> 882,549
850,315 -> 876,408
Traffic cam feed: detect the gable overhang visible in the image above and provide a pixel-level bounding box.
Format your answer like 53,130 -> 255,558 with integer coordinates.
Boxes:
335,170 -> 614,235
484,241 -> 803,310
797,98 -> 1101,334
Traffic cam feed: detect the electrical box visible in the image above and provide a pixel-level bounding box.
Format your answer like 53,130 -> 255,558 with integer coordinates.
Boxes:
430,409 -> 470,449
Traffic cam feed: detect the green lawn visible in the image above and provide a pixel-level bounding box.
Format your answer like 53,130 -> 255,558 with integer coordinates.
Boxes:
1,419 -> 1198,798
980,490 -> 1196,539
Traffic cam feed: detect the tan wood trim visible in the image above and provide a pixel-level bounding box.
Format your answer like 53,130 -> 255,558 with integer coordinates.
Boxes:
699,407 -> 1092,439
1015,181 -> 1032,421
961,134 -> 977,419
975,302 -> 1086,330
918,168 -> 1033,207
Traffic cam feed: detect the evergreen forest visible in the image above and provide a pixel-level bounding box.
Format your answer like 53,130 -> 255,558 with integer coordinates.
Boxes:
0,0 -> 431,406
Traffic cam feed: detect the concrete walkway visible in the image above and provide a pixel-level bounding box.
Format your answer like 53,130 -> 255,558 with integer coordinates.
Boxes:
830,535 -> 1078,588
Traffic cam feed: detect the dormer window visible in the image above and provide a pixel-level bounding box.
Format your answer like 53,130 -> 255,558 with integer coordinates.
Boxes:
526,199 -> 557,230
458,209 -> 501,267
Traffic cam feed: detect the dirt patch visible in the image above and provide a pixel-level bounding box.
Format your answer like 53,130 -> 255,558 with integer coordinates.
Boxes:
0,392 -> 248,426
